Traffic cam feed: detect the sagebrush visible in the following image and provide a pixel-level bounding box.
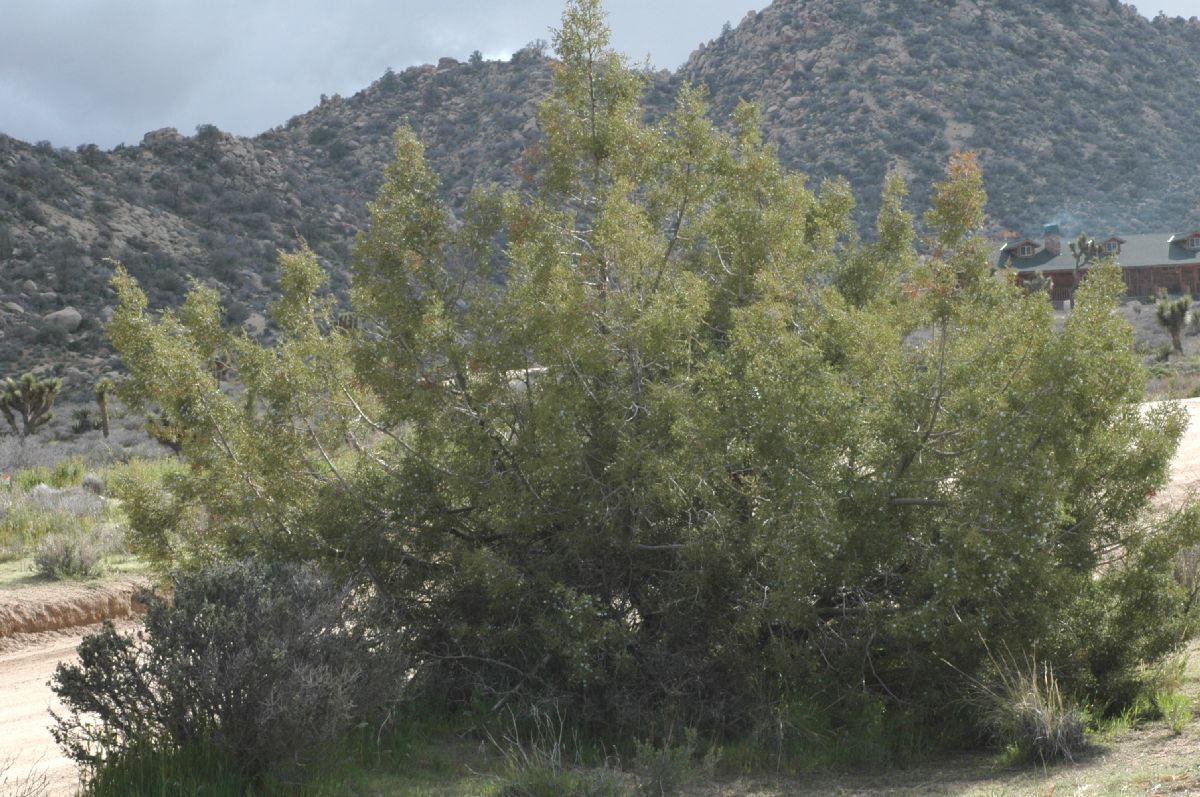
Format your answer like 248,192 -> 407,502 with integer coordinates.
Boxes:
51,559 -> 408,782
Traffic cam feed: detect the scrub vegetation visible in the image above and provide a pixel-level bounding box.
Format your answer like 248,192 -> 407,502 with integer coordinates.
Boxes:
39,1 -> 1200,794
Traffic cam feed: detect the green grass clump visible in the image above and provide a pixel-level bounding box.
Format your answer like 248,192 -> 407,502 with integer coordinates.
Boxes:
51,456 -> 85,487
8,457 -> 85,490
973,652 -> 1087,764
498,766 -> 626,797
1154,690 -> 1193,735
11,466 -> 51,491
85,744 -> 245,797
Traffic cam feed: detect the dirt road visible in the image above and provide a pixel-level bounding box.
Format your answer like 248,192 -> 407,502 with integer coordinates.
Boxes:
0,629 -> 88,797
0,580 -> 144,797
1156,397 -> 1200,508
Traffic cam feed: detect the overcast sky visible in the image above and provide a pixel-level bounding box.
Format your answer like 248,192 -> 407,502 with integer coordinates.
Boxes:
0,0 -> 1195,150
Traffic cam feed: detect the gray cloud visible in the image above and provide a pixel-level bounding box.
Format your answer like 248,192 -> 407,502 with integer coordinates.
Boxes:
0,0 -> 1193,150
0,0 -> 761,149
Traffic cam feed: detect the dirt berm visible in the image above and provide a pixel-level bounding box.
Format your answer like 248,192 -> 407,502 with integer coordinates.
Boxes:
0,579 -> 147,639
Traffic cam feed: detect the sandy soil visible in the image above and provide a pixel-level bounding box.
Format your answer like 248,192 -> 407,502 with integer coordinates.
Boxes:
0,580 -> 146,638
1155,397 -> 1200,509
1,627 -> 93,797
0,580 -> 145,797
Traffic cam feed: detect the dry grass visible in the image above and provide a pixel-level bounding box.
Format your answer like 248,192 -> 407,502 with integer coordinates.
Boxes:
351,644 -> 1200,797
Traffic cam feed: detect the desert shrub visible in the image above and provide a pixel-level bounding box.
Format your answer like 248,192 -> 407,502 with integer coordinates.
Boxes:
24,483 -> 104,516
81,473 -> 105,496
1144,655 -> 1194,735
51,559 -> 407,783
49,458 -> 84,489
34,530 -> 106,578
0,420 -> 167,475
12,466 -> 51,491
70,408 -> 95,434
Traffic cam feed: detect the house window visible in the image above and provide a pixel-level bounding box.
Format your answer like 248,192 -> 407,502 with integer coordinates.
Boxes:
1019,244 -> 1034,257
1191,236 -> 1200,251
1105,241 -> 1118,254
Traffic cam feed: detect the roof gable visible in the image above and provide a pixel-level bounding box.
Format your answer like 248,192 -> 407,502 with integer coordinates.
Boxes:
996,232 -> 1200,272
1001,238 -> 1040,253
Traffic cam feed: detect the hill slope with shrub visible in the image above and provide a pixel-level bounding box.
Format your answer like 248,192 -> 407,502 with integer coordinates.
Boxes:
681,0 -> 1200,236
1,0 -> 1199,386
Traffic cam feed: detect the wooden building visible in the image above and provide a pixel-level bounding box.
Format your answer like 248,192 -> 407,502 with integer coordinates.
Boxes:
996,225 -> 1200,302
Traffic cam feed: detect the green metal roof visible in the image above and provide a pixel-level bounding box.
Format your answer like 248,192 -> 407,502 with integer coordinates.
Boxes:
996,233 -> 1200,272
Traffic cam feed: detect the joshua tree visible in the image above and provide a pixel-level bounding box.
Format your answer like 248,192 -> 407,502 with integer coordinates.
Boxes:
0,373 -> 62,438
1068,233 -> 1103,310
95,377 -> 112,438
1156,294 -> 1191,355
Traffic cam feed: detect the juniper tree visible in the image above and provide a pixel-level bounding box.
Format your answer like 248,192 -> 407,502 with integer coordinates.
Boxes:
108,0 -> 1199,742
0,373 -> 61,438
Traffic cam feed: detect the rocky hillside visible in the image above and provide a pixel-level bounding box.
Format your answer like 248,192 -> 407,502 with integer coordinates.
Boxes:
2,0 -> 1199,391
682,0 -> 1200,233
0,47 -> 562,394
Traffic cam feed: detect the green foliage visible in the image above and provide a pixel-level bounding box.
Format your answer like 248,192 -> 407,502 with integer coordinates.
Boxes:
106,0 -> 1199,750
70,407 -> 95,434
1145,655 -> 1194,735
0,372 -> 61,438
51,560 -> 407,783
1157,294 -> 1192,354
1068,233 -> 1105,310
8,457 -> 86,489
11,466 -> 51,491
108,458 -> 202,569
143,412 -> 187,453
84,743 -> 247,797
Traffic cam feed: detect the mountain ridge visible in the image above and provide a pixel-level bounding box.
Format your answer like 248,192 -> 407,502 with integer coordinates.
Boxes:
1,0 -> 1198,391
